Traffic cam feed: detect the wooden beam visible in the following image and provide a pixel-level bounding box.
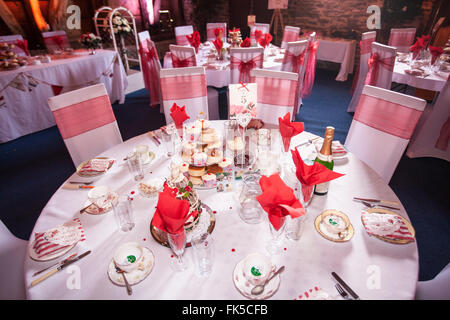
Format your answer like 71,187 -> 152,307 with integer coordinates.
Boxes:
0,0 -> 25,35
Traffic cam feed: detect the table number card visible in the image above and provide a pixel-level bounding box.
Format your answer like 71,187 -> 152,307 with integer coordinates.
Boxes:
268,0 -> 289,9
228,83 -> 258,122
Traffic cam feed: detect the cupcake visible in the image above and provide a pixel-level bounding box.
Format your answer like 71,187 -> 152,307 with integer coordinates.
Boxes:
193,152 -> 207,167
180,162 -> 189,178
218,157 -> 233,173
185,125 -> 201,142
202,173 -> 217,188
188,165 -> 206,177
206,142 -> 223,165
181,142 -> 196,162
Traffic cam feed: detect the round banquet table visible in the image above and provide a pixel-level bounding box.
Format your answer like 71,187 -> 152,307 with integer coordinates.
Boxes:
24,121 -> 419,300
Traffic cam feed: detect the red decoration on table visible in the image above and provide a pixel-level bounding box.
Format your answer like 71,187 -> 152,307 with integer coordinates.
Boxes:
213,37 -> 223,52
429,46 -> 443,65
257,173 -> 305,231
278,112 -> 305,152
291,147 -> 345,202
240,37 -> 251,47
15,39 -> 30,56
170,103 -> 190,128
186,31 -> 201,53
258,33 -> 273,48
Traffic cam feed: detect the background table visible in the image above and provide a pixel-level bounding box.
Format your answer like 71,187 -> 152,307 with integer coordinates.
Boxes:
24,121 -> 419,300
0,49 -> 128,143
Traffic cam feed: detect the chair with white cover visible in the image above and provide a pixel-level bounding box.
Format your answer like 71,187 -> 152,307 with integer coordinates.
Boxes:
160,66 -> 213,123
364,42 -> 396,89
48,83 -> 123,168
229,47 -> 264,84
388,28 -> 416,53
406,79 -> 450,161
206,23 -> 227,42
281,40 -> 309,115
0,34 -> 29,56
42,30 -> 71,53
169,44 -> 197,68
250,23 -> 270,45
280,26 -> 300,49
249,69 -> 299,126
0,220 -> 27,299
415,263 -> 450,300
347,31 -> 377,112
175,25 -> 194,46
345,85 -> 426,182
138,31 -> 162,108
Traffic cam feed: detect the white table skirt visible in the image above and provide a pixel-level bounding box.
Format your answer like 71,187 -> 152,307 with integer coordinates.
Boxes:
24,121 -> 418,300
314,38 -> 356,82
0,49 -> 128,143
392,60 -> 449,92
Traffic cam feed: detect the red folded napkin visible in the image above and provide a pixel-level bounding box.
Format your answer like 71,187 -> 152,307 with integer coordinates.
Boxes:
429,45 -> 443,65
258,33 -> 273,48
257,173 -> 305,231
409,35 -> 430,60
186,31 -> 201,52
291,147 -> 344,202
278,112 -> 305,152
214,28 -> 224,39
240,37 -> 251,47
213,37 -> 223,52
254,30 -> 263,41
170,103 -> 190,128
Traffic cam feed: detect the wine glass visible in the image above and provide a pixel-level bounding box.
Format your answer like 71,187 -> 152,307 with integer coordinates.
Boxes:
167,231 -> 188,271
266,216 -> 286,255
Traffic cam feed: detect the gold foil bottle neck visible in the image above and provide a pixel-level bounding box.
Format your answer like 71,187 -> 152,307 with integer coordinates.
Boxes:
320,126 -> 335,156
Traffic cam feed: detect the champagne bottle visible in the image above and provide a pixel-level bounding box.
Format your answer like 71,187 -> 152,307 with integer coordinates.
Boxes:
314,126 -> 334,195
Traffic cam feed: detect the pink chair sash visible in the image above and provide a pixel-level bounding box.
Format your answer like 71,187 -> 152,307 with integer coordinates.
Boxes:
171,54 -> 196,68
230,54 -> 264,83
176,35 -> 190,46
364,52 -> 395,86
354,94 -> 423,139
253,77 -> 297,107
52,95 -> 115,140
389,32 -> 415,47
282,30 -> 299,43
435,117 -> 450,151
350,38 -> 375,95
282,51 -> 305,74
301,41 -> 319,98
160,74 -> 207,100
139,43 -> 161,107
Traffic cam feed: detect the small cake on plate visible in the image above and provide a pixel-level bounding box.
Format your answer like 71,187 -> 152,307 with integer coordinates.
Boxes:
182,142 -> 197,162
139,177 -> 164,197
218,157 -> 233,173
188,165 -> 206,177
185,125 -> 201,142
202,173 -> 217,188
180,162 -> 189,177
193,152 -> 207,167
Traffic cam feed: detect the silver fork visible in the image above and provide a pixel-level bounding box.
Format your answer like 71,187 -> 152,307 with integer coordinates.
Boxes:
335,283 -> 351,300
69,181 -> 94,185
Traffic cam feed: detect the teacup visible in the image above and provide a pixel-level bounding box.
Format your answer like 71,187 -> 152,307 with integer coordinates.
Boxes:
242,253 -> 273,286
322,211 -> 349,235
133,145 -> 150,164
113,242 -> 144,273
88,186 -> 114,209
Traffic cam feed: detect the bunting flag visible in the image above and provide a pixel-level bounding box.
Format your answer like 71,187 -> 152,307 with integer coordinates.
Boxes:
51,85 -> 63,96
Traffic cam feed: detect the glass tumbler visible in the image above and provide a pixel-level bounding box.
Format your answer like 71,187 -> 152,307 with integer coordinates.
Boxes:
191,233 -> 214,277
112,195 -> 135,232
161,125 -> 177,158
126,152 -> 145,181
167,231 -> 188,271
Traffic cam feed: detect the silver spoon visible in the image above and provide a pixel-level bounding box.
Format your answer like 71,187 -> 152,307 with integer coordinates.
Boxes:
251,266 -> 285,296
114,261 -> 132,295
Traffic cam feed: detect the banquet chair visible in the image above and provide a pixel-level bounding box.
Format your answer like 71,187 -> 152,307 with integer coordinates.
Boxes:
48,83 -> 123,168
364,42 -> 396,89
160,66 -> 215,123
347,31 -> 377,112
138,31 -> 162,108
0,220 -> 27,300
249,68 -> 299,126
250,23 -> 270,45
280,26 -> 300,49
281,40 -> 309,116
388,28 -> 416,53
169,44 -> 197,68
42,30 -> 71,53
344,85 -> 426,183
415,263 -> 450,300
229,47 -> 264,84
175,25 -> 194,46
206,23 -> 227,42
0,34 -> 29,56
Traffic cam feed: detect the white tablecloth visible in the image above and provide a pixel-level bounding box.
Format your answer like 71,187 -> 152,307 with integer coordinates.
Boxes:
24,121 -> 418,300
0,49 -> 128,143
392,59 -> 449,92
163,44 -> 283,88
315,38 -> 356,82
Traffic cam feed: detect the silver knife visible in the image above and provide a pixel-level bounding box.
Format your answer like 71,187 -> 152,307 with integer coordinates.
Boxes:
32,253 -> 78,277
331,272 -> 360,300
30,250 -> 91,287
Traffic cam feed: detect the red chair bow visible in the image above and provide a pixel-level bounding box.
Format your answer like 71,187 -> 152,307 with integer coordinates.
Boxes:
15,39 -> 30,56
364,52 -> 395,86
171,54 -> 196,68
230,54 -> 264,83
49,35 -> 64,50
283,51 -> 305,74
139,42 -> 161,107
301,41 -> 319,98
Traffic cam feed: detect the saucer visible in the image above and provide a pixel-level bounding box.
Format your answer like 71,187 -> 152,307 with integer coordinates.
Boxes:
232,259 -> 280,300
108,247 -> 155,286
314,210 -> 354,242
29,242 -> 76,262
83,192 -> 119,215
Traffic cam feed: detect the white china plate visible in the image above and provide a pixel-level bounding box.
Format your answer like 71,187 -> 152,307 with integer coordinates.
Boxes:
29,241 -> 77,262
83,192 -> 119,215
108,247 -> 155,286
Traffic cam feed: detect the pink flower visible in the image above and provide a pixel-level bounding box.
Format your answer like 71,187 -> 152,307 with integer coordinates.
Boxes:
230,105 -> 244,115
250,107 -> 257,118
